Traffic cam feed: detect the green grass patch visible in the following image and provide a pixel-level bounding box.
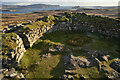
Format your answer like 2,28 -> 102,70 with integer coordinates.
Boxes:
24,21 -> 51,29
18,30 -> 119,79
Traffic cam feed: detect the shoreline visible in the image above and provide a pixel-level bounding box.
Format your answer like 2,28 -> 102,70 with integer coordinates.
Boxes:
2,8 -> 118,29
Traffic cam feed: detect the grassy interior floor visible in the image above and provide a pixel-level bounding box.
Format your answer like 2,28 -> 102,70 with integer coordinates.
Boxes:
17,30 -> 120,79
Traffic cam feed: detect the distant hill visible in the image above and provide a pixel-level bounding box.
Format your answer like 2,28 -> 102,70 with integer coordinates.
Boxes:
72,6 -> 118,10
2,4 -> 60,9
85,6 -> 118,9
72,6 -> 80,9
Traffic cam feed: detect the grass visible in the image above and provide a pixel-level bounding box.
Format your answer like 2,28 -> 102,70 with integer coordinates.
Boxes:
24,21 -> 51,29
75,67 -> 106,79
88,37 -> 120,58
43,30 -> 92,48
18,30 -> 119,79
18,37 -> 66,78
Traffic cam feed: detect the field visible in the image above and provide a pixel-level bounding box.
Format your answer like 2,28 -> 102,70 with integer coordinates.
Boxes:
2,7 -> 118,29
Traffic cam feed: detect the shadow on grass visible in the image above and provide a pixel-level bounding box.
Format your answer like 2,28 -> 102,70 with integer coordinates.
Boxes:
50,56 -> 66,79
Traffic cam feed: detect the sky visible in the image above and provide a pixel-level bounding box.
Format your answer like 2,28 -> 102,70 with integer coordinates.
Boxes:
1,0 -> 120,6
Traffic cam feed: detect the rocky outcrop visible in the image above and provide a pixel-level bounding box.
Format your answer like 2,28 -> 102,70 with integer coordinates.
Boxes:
63,53 -> 91,69
60,53 -> 91,79
90,53 -> 120,79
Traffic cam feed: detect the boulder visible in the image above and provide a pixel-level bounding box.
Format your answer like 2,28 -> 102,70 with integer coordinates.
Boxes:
102,55 -> 110,62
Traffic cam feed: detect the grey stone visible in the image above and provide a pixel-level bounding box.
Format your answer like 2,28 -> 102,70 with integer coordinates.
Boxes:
49,45 -> 64,52
102,55 -> 110,62
64,53 -> 91,69
65,70 -> 76,75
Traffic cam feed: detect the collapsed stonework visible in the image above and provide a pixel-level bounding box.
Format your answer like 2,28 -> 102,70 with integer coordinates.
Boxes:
63,53 -> 91,69
60,51 -> 120,80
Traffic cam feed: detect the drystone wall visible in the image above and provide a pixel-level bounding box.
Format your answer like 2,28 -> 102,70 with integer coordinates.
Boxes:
17,25 -> 53,48
48,22 -> 119,38
1,23 -> 54,79
2,23 -> 54,68
2,34 -> 26,68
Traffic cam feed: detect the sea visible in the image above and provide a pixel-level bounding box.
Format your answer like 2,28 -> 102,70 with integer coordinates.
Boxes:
1,6 -> 73,14
1,2 -> 116,14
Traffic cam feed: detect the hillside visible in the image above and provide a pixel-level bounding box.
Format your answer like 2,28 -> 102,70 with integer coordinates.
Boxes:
1,12 -> 120,79
2,4 -> 60,9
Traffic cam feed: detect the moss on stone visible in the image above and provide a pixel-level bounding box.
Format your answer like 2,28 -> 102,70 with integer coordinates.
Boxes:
2,32 -> 18,54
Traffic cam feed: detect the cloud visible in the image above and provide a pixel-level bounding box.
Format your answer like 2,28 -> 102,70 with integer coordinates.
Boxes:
2,0 -> 119,2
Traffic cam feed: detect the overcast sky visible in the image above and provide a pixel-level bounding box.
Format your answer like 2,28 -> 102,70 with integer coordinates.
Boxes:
1,0 -> 120,6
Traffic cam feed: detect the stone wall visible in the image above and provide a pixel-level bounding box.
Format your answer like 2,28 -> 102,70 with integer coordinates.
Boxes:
2,34 -> 26,68
1,23 -> 54,79
2,23 -> 54,68
2,20 -> 119,69
47,22 -> 119,38
17,25 -> 53,48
